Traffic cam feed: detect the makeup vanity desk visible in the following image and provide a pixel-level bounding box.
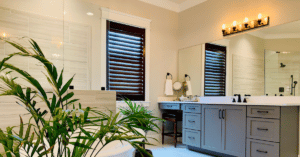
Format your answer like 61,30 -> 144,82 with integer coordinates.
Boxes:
159,101 -> 300,157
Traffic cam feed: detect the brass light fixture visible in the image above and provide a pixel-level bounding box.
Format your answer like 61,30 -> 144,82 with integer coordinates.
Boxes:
222,14 -> 270,36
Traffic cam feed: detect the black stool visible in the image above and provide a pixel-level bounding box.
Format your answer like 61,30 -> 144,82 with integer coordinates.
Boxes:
162,112 -> 182,147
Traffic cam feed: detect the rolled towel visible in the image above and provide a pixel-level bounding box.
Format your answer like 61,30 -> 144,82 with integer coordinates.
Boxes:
186,81 -> 193,96
165,79 -> 173,96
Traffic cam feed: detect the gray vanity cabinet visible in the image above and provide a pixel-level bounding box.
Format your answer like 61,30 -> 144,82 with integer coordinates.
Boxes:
182,104 -> 201,148
202,105 -> 246,157
201,105 -> 223,151
222,105 -> 246,157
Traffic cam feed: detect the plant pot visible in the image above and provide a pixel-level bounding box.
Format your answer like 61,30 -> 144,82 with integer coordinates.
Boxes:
134,149 -> 153,157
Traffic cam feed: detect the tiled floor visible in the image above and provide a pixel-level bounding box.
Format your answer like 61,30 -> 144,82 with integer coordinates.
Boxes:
148,144 -> 213,157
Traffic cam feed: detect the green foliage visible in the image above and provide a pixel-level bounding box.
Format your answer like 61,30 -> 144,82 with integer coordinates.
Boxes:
0,38 -> 155,157
120,99 -> 164,135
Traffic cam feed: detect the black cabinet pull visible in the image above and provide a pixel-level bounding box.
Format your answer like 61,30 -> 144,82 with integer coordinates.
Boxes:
219,109 -> 222,119
188,120 -> 195,123
257,110 -> 269,113
188,136 -> 195,140
189,108 -> 196,110
257,128 -> 269,131
222,109 -> 226,119
256,150 -> 268,154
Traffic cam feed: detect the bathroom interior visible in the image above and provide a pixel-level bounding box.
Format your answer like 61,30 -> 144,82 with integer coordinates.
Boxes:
1,0 -> 300,157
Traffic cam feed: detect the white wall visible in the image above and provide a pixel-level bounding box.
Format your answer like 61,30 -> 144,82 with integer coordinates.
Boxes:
230,34 -> 265,96
178,45 -> 202,96
0,0 -> 179,148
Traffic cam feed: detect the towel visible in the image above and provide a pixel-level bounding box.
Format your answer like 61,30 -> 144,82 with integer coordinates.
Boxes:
186,81 -> 193,96
165,79 -> 173,96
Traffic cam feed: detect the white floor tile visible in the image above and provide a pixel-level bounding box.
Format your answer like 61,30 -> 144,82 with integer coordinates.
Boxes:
148,144 -> 213,157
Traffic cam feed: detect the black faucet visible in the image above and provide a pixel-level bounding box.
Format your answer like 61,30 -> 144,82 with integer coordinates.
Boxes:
243,94 -> 251,103
234,94 -> 242,103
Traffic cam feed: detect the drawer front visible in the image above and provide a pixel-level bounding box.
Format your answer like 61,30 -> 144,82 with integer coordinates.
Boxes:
247,139 -> 279,157
183,113 -> 201,130
159,103 -> 180,110
183,129 -> 201,148
183,104 -> 201,113
247,106 -> 280,119
247,118 -> 280,142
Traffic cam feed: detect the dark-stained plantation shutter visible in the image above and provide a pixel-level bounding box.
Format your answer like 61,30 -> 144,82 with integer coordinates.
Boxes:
204,43 -> 226,96
106,21 -> 145,101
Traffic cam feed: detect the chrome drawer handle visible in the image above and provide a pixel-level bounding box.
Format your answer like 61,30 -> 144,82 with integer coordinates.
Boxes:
188,120 -> 195,123
256,150 -> 268,154
188,136 -> 195,140
257,128 -> 268,131
257,111 -> 269,113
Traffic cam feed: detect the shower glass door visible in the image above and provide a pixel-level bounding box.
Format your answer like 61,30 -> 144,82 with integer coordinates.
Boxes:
265,50 -> 300,96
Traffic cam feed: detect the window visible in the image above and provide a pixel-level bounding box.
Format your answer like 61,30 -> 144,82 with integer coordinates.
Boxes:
106,21 -> 146,101
204,43 -> 226,96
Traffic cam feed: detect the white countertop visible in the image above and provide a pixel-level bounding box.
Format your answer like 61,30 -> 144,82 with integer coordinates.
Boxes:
158,101 -> 300,106
158,96 -> 300,106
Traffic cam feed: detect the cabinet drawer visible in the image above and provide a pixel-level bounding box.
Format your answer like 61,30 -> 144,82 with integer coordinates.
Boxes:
183,113 -> 201,130
247,106 -> 280,119
247,118 -> 279,142
247,139 -> 279,157
159,103 -> 180,110
183,104 -> 201,113
183,129 -> 201,148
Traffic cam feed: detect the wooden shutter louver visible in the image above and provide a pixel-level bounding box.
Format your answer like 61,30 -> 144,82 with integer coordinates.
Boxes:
204,43 -> 226,96
106,21 -> 145,101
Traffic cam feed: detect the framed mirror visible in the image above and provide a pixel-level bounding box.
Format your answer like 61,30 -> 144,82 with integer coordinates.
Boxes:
178,19 -> 300,96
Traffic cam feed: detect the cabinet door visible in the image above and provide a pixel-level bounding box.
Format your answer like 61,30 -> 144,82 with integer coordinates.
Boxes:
201,105 -> 222,151
222,105 -> 246,157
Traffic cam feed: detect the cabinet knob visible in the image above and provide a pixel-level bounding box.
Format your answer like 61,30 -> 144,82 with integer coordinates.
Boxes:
188,136 -> 195,140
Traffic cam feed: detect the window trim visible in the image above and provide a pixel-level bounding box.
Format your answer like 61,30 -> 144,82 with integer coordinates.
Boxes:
100,7 -> 151,101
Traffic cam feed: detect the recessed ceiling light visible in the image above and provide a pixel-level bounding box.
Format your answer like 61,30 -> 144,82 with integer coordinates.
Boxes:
87,12 -> 94,16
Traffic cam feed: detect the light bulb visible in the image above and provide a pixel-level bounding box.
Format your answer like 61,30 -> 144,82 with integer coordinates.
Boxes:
264,17 -> 268,23
222,24 -> 226,30
258,13 -> 262,20
244,17 -> 248,23
233,21 -> 237,27
2,33 -> 6,37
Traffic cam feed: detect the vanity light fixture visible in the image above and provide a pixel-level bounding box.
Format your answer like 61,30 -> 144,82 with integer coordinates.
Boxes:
258,13 -> 262,25
244,17 -> 249,28
222,24 -> 226,34
222,14 -> 270,36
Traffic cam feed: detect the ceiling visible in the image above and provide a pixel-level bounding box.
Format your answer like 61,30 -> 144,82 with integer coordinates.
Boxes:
139,0 -> 207,12
249,20 -> 300,39
168,0 -> 189,4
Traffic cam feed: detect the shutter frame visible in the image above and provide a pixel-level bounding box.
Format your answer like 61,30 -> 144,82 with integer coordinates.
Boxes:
106,21 -> 146,101
204,43 -> 226,96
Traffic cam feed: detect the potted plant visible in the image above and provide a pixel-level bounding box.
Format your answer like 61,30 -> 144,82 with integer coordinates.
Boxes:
120,99 -> 164,157
0,37 -> 155,157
